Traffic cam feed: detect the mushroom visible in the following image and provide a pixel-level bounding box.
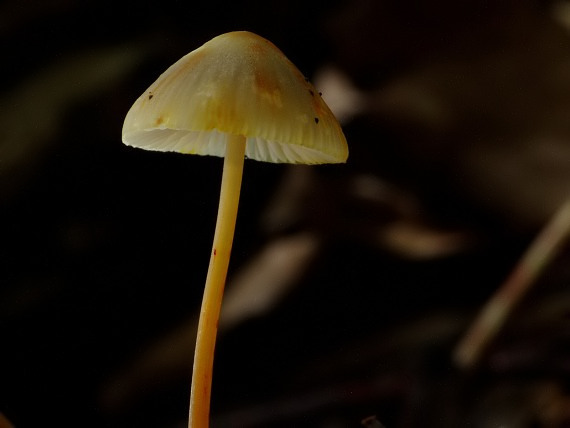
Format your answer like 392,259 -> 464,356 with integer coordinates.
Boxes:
122,31 -> 348,427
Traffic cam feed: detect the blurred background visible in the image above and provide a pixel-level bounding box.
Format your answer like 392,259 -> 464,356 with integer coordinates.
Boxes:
1,1 -> 570,426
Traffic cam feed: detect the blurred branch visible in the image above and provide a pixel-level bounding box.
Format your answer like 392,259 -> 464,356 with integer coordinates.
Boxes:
0,42 -> 149,198
0,413 -> 14,428
454,198 -> 570,368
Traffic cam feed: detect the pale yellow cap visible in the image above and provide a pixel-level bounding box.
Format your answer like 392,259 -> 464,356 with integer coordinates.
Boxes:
122,31 -> 348,164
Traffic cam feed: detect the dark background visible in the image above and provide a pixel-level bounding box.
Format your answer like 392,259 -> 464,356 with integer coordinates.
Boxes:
1,1 -> 570,427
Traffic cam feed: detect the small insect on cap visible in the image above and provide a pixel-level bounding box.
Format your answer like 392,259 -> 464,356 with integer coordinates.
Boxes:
122,31 -> 348,164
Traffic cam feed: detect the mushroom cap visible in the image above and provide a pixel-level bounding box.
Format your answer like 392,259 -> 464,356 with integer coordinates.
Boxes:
122,31 -> 348,164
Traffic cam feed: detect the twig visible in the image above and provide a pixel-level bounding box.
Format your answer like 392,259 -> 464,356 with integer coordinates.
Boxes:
454,198 -> 570,369
0,413 -> 14,428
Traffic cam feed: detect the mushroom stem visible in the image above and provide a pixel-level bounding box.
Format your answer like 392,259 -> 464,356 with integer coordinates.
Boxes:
189,134 -> 246,428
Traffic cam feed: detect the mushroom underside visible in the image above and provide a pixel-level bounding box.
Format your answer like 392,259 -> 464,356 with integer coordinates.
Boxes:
122,129 -> 342,164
